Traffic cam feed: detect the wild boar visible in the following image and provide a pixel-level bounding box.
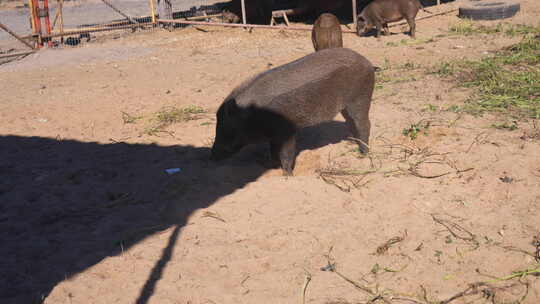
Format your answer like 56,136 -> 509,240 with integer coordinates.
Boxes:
356,0 -> 425,38
211,48 -> 375,176
222,0 -> 274,25
312,13 -> 343,52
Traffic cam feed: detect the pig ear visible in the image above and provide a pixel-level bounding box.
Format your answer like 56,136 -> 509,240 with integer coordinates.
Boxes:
224,98 -> 240,117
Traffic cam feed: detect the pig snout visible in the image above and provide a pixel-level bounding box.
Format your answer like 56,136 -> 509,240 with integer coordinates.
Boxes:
356,18 -> 367,36
210,139 -> 244,161
222,10 -> 240,23
210,145 -> 232,161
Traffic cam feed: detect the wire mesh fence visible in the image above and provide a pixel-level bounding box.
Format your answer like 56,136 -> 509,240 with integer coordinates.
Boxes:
41,0 -> 154,47
0,8 -> 35,64
1,0 -> 451,53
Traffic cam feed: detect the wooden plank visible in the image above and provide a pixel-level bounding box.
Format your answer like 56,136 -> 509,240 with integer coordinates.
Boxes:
0,22 -> 36,49
0,50 -> 35,59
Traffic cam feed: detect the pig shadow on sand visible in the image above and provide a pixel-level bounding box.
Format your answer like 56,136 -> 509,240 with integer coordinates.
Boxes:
0,120 -> 352,304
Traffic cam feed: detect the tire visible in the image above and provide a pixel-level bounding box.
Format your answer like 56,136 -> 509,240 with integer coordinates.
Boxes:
458,0 -> 520,20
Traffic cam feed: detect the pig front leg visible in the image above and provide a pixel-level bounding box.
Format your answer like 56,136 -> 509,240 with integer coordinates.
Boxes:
406,17 -> 416,38
270,135 -> 297,176
342,106 -> 371,154
382,23 -> 390,36
375,22 -> 383,38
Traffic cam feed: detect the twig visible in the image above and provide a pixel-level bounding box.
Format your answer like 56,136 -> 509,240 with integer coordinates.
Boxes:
496,244 -> 537,258
317,166 -> 375,193
440,281 -> 527,304
319,174 -> 351,192
321,248 -> 376,296
301,270 -> 312,304
375,232 -> 407,255
432,215 -> 479,248
466,132 -> 489,153
201,211 -> 226,223
407,169 -> 451,179
390,297 -> 425,304
533,235 -> 540,262
332,267 -> 377,296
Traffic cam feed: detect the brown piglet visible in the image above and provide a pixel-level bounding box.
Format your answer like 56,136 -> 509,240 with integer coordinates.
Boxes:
312,13 -> 343,52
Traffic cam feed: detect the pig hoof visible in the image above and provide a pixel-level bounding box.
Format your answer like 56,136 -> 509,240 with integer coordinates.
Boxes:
282,170 -> 294,177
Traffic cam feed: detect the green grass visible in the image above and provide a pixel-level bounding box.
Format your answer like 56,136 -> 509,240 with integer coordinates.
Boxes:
399,61 -> 422,70
155,105 -> 205,125
402,120 -> 431,140
386,38 -> 435,47
492,121 -> 519,131
142,105 -> 206,136
449,19 -> 476,36
121,111 -> 142,124
432,35 -> 540,119
422,104 -> 440,112
449,21 -> 540,37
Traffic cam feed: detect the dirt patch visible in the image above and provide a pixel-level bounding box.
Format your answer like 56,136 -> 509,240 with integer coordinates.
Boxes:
1,1 -> 540,303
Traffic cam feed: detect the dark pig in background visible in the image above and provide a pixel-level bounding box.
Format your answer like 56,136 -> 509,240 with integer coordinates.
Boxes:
296,0 -> 347,17
222,0 -> 275,24
211,48 -> 375,176
312,13 -> 343,52
356,0 -> 427,38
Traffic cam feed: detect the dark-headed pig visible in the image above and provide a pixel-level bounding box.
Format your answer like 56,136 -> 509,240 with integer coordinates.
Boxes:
356,0 -> 425,38
312,13 -> 343,52
211,48 -> 375,176
222,0 -> 274,25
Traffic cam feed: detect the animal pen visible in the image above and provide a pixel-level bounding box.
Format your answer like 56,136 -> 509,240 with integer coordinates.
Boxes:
0,0 -> 446,60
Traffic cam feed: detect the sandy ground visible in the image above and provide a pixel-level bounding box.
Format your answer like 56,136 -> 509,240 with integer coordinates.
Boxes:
1,1 -> 540,303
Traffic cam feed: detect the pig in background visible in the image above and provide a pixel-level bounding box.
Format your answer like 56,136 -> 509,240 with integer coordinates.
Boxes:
211,48 -> 375,176
356,0 -> 427,38
312,13 -> 343,52
222,0 -> 275,24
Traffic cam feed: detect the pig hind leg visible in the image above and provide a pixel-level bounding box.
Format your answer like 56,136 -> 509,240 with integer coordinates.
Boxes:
342,103 -> 371,154
270,135 -> 297,176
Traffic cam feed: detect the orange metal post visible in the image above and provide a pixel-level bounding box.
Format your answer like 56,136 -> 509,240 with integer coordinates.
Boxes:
31,0 -> 42,47
43,0 -> 52,46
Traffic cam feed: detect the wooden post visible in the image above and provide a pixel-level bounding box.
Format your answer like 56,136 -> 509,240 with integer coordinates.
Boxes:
43,0 -> 53,46
59,0 -> 64,43
31,0 -> 42,47
241,0 -> 247,25
148,0 -> 156,24
352,0 -> 357,33
0,22 -> 36,49
27,0 -> 36,34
